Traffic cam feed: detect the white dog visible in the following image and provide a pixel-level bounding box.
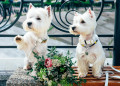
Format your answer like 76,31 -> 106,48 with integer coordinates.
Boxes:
69,8 -> 105,78
14,3 -> 52,75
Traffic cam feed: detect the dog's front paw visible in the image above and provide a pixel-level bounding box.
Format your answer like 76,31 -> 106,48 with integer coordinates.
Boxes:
23,65 -> 32,70
78,73 -> 87,78
23,66 -> 28,70
93,73 -> 102,78
14,35 -> 23,44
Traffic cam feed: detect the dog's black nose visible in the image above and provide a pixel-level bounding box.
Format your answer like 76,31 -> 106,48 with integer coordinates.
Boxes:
72,26 -> 76,31
27,22 -> 32,26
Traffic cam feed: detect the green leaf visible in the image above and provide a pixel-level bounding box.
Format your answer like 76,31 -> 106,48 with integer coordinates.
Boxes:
32,76 -> 38,80
37,68 -> 47,79
60,67 -> 65,72
52,81 -> 57,86
83,79 -> 87,83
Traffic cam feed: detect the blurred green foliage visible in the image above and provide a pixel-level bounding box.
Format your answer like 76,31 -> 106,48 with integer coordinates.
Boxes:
2,0 -> 10,4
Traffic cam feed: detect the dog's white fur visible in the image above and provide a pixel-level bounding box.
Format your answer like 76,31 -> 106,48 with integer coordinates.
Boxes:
14,3 -> 52,75
69,8 -> 105,78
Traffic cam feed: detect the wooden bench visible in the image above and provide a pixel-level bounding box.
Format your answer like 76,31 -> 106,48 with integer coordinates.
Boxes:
7,66 -> 120,86
73,66 -> 120,86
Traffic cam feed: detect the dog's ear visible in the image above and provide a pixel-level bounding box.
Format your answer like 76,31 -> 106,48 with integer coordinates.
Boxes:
29,3 -> 35,10
45,6 -> 51,17
87,8 -> 93,18
74,12 -> 79,16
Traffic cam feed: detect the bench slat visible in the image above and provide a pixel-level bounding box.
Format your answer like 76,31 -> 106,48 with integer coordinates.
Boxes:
73,66 -> 120,86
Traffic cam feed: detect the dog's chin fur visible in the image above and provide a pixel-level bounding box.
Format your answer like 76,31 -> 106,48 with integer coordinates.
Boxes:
70,9 -> 106,78
23,26 -> 41,34
14,3 -> 52,76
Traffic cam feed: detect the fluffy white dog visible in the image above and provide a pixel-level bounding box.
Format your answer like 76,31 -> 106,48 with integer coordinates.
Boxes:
69,8 -> 106,78
14,3 -> 52,75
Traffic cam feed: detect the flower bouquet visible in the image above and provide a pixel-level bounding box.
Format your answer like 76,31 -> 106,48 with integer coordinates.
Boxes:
28,47 -> 86,86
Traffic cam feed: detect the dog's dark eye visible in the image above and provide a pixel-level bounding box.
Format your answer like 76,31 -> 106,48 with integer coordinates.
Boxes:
81,20 -> 85,23
36,17 -> 41,20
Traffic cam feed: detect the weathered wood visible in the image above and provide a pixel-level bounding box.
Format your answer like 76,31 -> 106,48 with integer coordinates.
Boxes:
73,66 -> 120,86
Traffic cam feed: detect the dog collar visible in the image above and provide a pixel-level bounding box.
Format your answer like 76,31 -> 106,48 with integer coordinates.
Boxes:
81,39 -> 98,48
41,39 -> 47,43
80,39 -> 98,55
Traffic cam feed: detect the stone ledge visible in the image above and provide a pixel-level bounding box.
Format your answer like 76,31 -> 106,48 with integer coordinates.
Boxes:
6,68 -> 42,86
0,71 -> 12,81
0,70 -> 13,86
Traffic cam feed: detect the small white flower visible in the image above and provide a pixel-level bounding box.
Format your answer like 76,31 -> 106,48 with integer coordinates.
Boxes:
47,67 -> 53,70
47,70 -> 51,75
42,75 -> 48,81
48,80 -> 52,86
68,73 -> 72,77
62,72 -> 67,79
52,59 -> 61,67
